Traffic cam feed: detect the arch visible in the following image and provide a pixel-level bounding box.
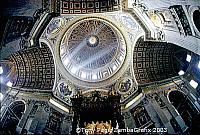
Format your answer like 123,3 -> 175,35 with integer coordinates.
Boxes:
9,100 -> 26,116
10,45 -> 55,90
193,10 -> 200,33
1,100 -> 26,134
133,37 -> 190,85
168,90 -> 198,132
168,90 -> 186,109
39,41 -> 57,92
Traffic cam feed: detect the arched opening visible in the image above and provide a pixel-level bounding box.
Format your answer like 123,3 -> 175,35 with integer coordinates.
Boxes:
168,91 -> 199,133
9,43 -> 55,90
193,10 -> 200,32
133,37 -> 190,85
1,101 -> 26,134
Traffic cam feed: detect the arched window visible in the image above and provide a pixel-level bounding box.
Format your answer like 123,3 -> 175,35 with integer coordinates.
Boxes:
1,101 -> 26,134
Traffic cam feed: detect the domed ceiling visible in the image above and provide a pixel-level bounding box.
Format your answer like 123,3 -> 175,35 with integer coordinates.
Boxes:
38,13 -> 139,106
60,17 -> 126,82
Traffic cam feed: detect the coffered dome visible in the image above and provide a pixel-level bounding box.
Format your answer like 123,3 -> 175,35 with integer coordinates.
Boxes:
60,17 -> 126,82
